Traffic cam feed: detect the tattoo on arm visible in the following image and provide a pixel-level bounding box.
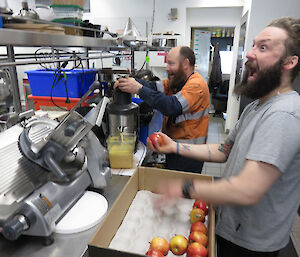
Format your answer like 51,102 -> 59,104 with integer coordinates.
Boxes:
218,138 -> 234,158
207,145 -> 212,161
182,144 -> 191,151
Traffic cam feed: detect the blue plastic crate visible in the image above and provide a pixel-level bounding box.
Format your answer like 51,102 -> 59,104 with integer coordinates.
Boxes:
25,69 -> 96,98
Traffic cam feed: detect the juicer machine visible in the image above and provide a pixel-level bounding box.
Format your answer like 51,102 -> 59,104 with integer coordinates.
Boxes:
0,81 -> 111,244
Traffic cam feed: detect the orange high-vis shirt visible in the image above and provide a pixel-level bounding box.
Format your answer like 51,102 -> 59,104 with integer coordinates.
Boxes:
162,73 -> 210,144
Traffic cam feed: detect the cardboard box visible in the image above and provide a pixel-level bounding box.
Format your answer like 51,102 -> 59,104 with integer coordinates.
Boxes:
89,167 -> 215,257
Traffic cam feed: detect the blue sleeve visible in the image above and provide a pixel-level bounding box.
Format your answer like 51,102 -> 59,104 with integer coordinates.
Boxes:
138,84 -> 182,117
135,79 -> 157,90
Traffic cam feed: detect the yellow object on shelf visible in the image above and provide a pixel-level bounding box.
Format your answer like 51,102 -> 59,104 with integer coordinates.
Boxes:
107,134 -> 136,169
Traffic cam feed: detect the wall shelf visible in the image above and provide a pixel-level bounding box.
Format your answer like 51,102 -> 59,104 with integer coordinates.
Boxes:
0,28 -> 118,49
0,28 -> 127,113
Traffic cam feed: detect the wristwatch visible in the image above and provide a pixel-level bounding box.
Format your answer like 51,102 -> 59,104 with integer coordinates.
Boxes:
182,180 -> 194,199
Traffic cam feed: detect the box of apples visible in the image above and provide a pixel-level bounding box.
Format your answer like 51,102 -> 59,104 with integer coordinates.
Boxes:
89,167 -> 215,257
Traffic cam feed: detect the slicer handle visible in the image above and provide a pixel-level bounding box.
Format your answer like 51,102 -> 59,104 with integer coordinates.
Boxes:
2,215 -> 28,241
44,151 -> 69,182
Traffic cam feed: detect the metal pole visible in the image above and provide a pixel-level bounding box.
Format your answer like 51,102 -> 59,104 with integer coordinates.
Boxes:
85,48 -> 90,68
131,48 -> 135,75
0,54 -> 131,68
6,45 -> 22,114
146,21 -> 150,70
51,47 -> 60,69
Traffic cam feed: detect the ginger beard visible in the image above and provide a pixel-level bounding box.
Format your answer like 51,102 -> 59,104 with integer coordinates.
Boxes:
234,57 -> 284,99
168,63 -> 187,93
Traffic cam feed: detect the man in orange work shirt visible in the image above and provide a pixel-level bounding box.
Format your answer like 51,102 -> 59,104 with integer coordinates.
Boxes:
114,46 -> 210,173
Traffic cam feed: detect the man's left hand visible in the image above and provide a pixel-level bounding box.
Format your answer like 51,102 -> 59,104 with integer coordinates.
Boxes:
154,179 -> 184,208
114,77 -> 142,94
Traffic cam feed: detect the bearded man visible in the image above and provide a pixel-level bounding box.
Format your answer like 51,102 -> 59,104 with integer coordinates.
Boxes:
147,17 -> 300,257
115,46 -> 210,173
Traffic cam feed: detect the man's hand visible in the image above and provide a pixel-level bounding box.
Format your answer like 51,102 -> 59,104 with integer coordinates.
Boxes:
114,77 -> 142,94
154,179 -> 184,209
146,132 -> 177,154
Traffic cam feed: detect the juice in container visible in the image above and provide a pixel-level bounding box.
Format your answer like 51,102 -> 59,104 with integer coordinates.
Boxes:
107,133 -> 136,169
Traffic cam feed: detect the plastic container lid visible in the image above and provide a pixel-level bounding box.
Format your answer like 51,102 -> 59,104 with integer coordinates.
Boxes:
51,5 -> 83,20
54,191 -> 108,234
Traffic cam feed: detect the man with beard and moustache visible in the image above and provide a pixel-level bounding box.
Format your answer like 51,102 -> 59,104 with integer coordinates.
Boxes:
147,17 -> 300,257
115,46 -> 210,173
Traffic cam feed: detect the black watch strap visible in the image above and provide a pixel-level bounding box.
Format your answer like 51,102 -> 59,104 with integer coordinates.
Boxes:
182,180 -> 194,199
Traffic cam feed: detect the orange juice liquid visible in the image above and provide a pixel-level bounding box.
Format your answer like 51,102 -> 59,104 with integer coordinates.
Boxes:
109,144 -> 134,169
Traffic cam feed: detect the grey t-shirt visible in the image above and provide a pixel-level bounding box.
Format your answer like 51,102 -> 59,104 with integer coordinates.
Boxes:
215,91 -> 300,252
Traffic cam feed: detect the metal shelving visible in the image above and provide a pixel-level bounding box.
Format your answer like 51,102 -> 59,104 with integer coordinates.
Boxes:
0,28 -> 124,113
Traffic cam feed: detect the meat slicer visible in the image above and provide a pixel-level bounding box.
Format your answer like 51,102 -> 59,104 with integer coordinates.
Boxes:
0,81 -> 111,244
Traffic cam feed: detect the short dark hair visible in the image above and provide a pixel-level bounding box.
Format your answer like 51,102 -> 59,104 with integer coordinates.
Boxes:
268,17 -> 300,81
179,46 -> 196,67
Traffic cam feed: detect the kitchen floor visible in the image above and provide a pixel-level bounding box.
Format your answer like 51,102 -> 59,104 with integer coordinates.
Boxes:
204,115 -> 299,257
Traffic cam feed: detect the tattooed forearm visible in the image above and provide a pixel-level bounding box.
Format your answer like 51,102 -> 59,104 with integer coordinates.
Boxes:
218,138 -> 234,158
182,144 -> 191,151
207,145 -> 212,161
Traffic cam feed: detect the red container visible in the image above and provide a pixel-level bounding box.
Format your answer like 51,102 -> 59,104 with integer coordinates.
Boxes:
27,94 -> 90,110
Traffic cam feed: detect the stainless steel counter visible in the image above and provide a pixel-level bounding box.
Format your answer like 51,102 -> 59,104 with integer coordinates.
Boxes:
0,175 -> 130,257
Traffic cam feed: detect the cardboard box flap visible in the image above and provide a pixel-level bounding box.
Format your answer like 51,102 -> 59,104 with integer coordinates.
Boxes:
89,170 -> 139,248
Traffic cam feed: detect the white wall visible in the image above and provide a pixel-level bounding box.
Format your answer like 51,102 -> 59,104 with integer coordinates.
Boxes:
242,0 -> 252,16
84,0 -> 153,37
224,21 -> 243,133
84,0 -> 245,45
5,0 -> 36,12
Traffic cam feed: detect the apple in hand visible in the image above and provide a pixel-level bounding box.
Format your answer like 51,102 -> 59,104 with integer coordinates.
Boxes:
146,249 -> 165,257
190,208 -> 205,223
169,235 -> 188,255
149,237 -> 169,256
193,200 -> 209,215
190,221 -> 208,234
186,242 -> 208,257
189,231 -> 208,246
149,133 -> 163,146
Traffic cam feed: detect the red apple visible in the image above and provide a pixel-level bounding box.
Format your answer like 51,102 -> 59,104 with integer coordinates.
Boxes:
169,235 -> 188,255
190,208 -> 205,223
149,133 -> 163,146
186,242 -> 208,257
193,200 -> 209,215
149,237 -> 169,256
189,231 -> 208,246
146,249 -> 165,257
190,221 -> 208,234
